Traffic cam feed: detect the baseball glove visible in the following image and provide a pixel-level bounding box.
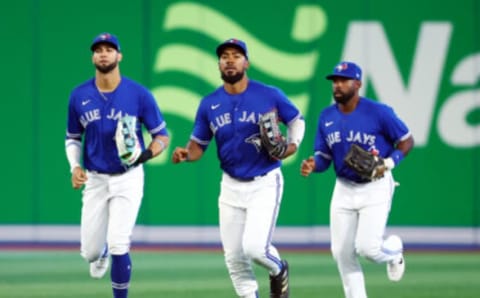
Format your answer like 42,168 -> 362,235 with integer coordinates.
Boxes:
115,115 -> 141,166
344,144 -> 385,181
258,111 -> 288,159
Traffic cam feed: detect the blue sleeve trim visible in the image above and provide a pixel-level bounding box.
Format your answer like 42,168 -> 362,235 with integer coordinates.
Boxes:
313,154 -> 331,172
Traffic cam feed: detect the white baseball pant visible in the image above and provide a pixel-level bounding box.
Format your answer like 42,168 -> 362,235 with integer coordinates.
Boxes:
330,171 -> 399,298
219,168 -> 284,297
80,166 -> 144,262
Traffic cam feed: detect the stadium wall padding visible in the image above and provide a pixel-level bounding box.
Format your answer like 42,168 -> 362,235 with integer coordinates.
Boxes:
1,0 -> 479,227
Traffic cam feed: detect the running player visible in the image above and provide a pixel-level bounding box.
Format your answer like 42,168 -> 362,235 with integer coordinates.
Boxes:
172,38 -> 305,298
65,32 -> 169,298
300,61 -> 414,298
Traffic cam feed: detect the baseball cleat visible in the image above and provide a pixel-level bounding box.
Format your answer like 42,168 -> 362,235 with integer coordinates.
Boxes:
269,259 -> 289,298
387,255 -> 405,282
90,255 -> 110,279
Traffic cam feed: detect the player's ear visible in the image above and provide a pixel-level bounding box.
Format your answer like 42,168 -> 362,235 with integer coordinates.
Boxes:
355,79 -> 362,89
117,52 -> 123,62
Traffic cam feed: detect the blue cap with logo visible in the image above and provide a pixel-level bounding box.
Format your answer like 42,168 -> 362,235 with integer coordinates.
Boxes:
90,32 -> 121,52
216,38 -> 248,60
326,61 -> 362,80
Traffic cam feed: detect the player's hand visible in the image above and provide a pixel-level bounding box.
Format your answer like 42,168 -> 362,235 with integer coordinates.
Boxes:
278,143 -> 298,160
71,166 -> 87,189
373,164 -> 387,178
300,156 -> 315,177
171,147 -> 189,163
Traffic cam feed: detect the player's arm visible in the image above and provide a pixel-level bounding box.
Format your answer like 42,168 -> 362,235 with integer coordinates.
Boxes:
397,135 -> 414,156
150,134 -> 170,157
65,96 -> 88,189
139,134 -> 170,160
300,115 -> 332,177
71,167 -> 87,189
380,105 -> 415,171
130,107 -> 170,165
172,140 -> 204,163
173,101 -> 210,163
300,156 -> 315,177
382,134 -> 415,171
300,151 -> 332,177
65,137 -> 87,189
283,116 -> 305,159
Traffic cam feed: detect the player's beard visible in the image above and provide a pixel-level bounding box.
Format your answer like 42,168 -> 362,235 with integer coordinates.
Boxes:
221,70 -> 245,84
95,60 -> 118,74
333,88 -> 355,105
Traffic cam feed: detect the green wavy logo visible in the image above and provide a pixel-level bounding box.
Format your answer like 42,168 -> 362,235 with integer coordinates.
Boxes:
149,2 -> 326,164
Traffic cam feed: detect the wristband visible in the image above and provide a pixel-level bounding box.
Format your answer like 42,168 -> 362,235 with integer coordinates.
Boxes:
154,139 -> 166,151
389,149 -> 404,166
135,149 -> 153,165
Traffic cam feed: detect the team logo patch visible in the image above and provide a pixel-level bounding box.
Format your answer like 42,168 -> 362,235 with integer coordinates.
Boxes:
336,63 -> 349,71
245,133 -> 262,152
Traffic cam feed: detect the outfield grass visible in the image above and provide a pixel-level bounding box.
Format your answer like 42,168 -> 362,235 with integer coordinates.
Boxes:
0,249 -> 479,297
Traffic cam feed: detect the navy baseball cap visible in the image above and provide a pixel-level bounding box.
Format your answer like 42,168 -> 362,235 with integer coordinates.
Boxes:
216,38 -> 248,60
326,61 -> 362,80
90,32 -> 121,52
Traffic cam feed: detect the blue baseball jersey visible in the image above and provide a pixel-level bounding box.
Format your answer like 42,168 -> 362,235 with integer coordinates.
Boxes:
313,97 -> 411,183
192,80 -> 302,179
66,77 -> 168,174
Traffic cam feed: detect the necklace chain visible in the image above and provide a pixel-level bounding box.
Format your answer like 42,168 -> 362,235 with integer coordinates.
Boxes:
97,86 -> 108,101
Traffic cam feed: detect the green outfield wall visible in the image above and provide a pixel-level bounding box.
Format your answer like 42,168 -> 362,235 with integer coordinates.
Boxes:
1,0 -> 479,227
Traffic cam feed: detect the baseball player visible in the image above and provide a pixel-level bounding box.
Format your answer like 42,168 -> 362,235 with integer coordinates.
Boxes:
300,61 -> 414,298
65,33 -> 169,298
172,38 -> 305,298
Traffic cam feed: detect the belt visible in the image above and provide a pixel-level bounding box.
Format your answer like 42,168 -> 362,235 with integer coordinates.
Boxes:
340,176 -> 380,185
353,179 -> 370,184
91,164 -> 138,176
229,172 -> 267,182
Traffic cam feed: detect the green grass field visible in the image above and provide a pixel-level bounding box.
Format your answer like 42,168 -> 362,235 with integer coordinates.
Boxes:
0,249 -> 479,298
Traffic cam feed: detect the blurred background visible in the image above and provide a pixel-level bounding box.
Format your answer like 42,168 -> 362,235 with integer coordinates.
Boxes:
1,0 -> 479,250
